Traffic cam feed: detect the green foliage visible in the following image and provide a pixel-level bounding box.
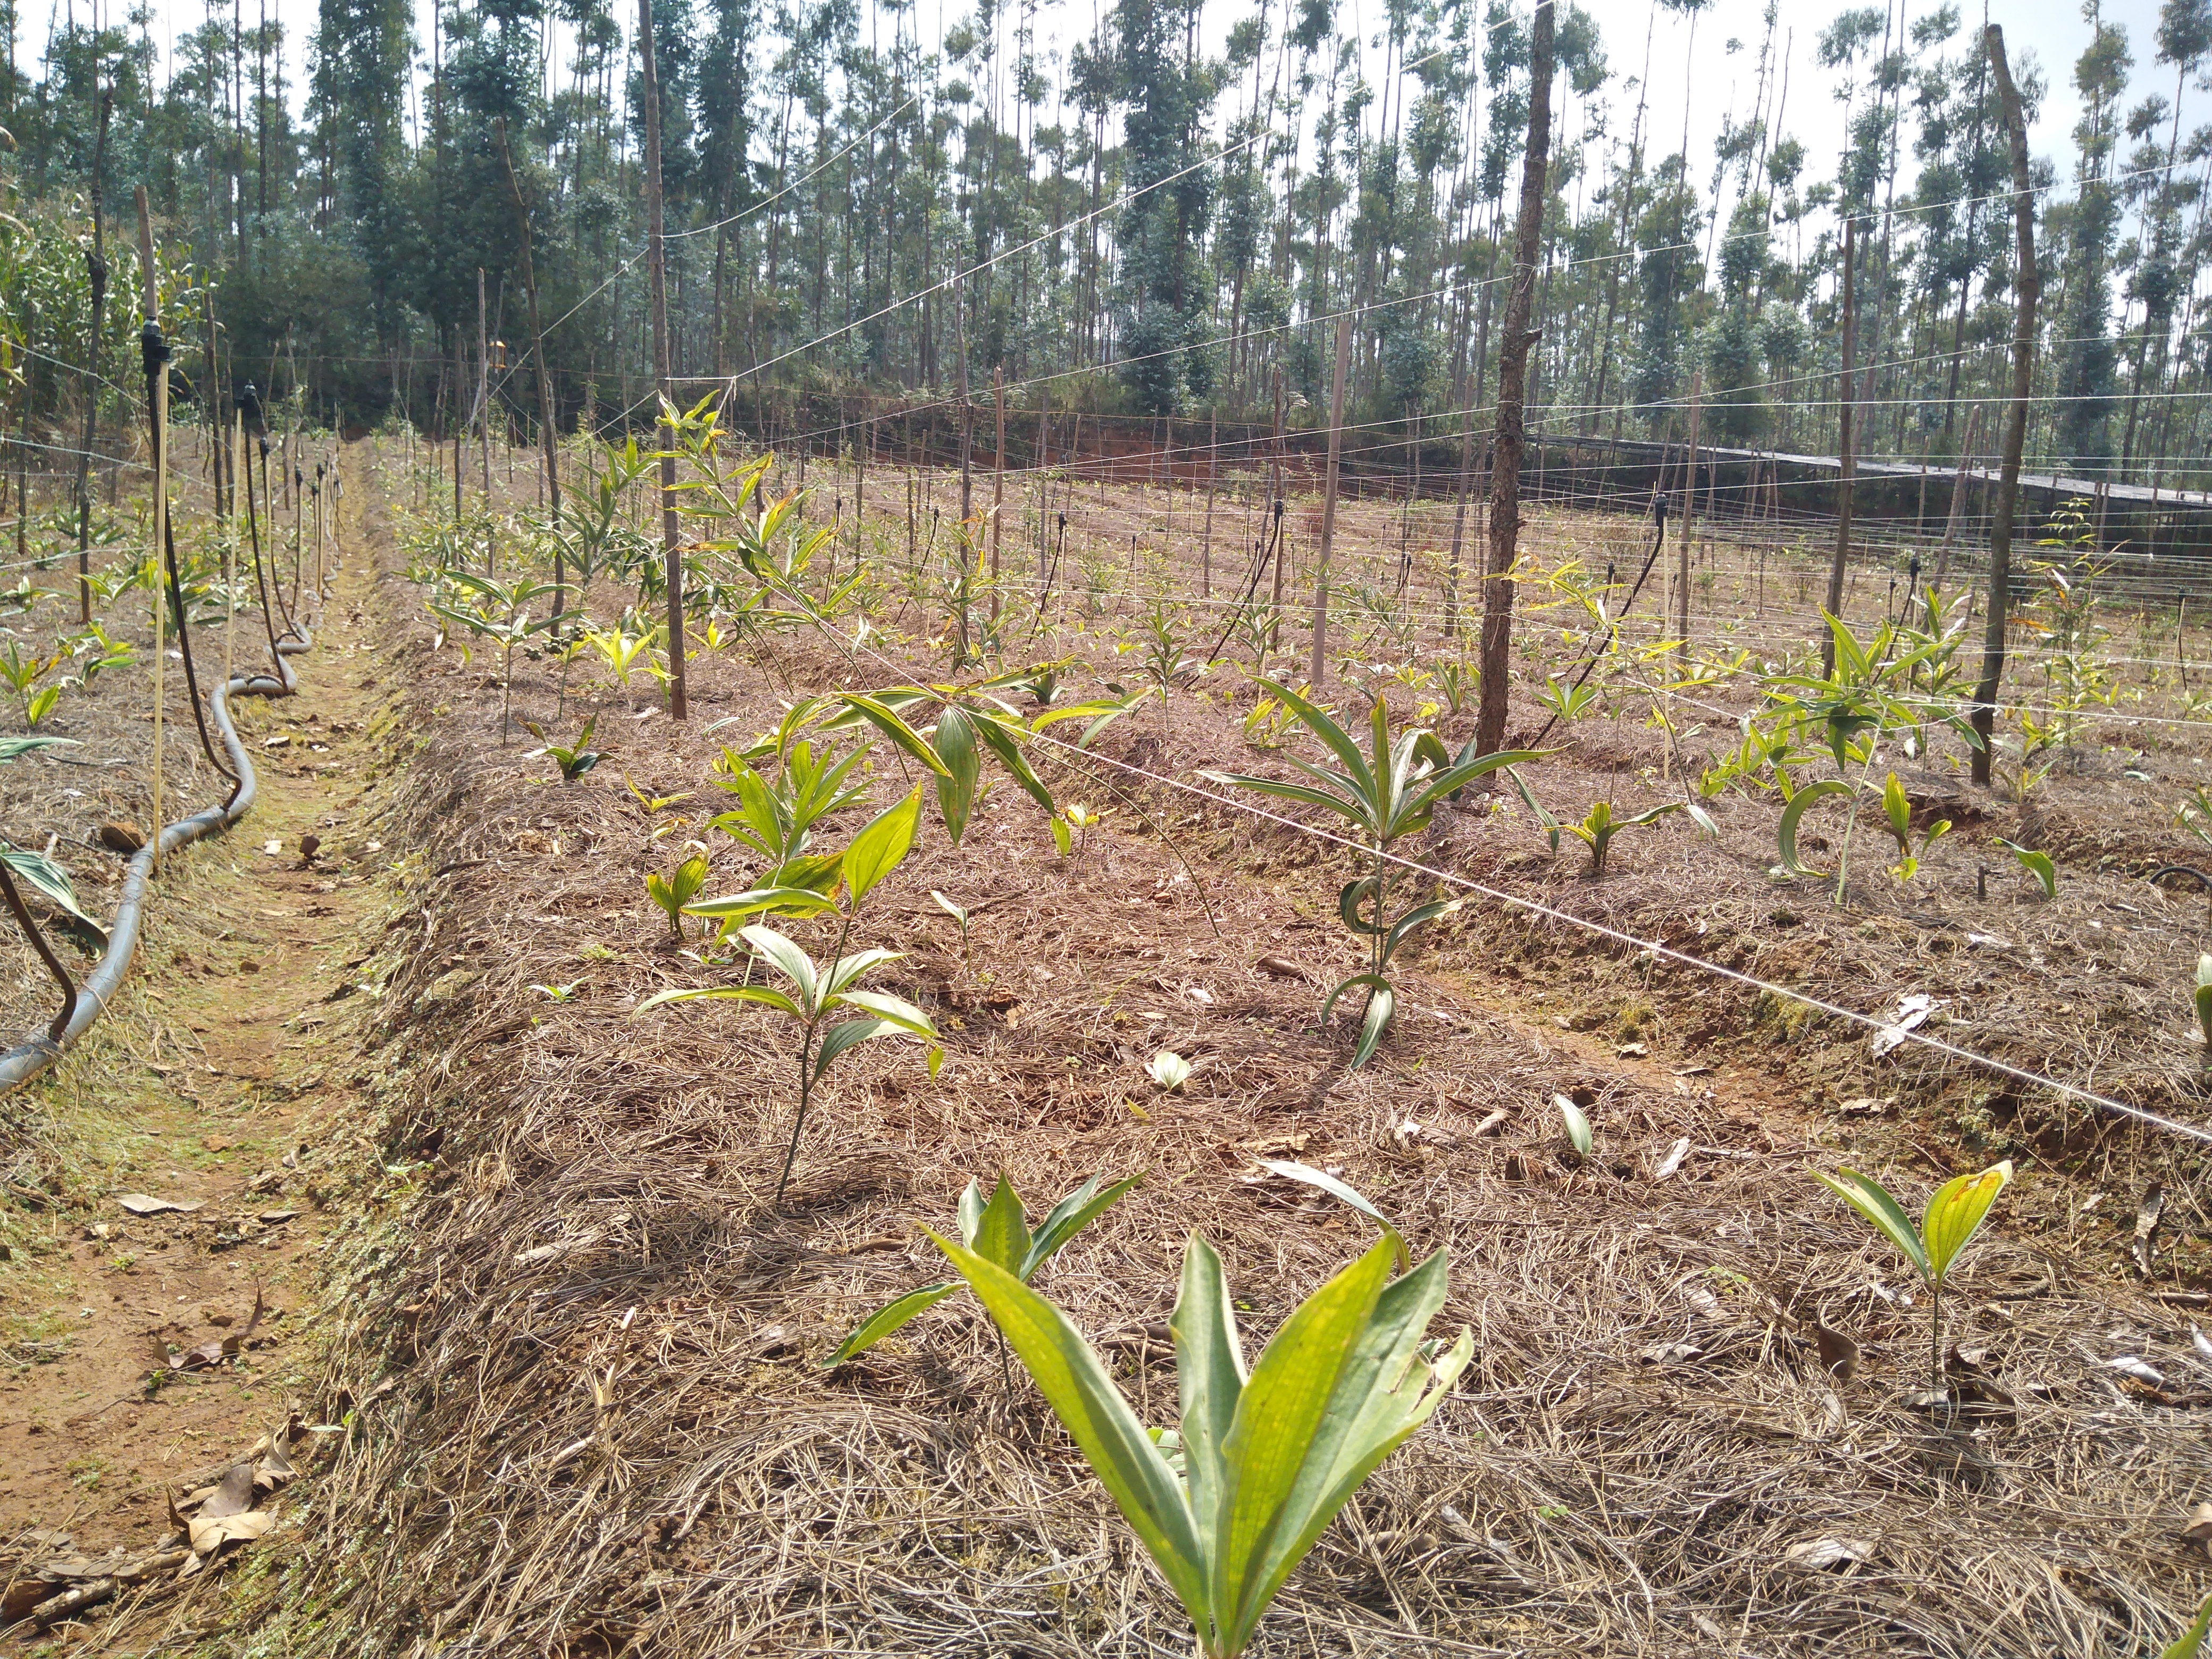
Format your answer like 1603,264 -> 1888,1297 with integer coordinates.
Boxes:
927,1227 -> 1471,1659
1510,771 -> 1683,877
1995,837 -> 2057,899
639,830 -> 941,1203
825,1170 -> 1142,1369
1878,773 -> 1949,883
0,843 -> 105,941
1203,683 -> 1537,1069
2195,956 -> 2212,1052
427,569 -> 560,739
1811,1162 -> 2012,1393
523,715 -> 602,782
645,854 -> 709,940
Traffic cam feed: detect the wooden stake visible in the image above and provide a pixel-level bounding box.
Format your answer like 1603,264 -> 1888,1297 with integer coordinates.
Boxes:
1678,369 -> 1699,647
1309,306 -> 1353,686
1201,407 -> 1218,599
1822,214 -> 1857,674
227,410 -> 241,686
991,365 -> 1005,624
135,187 -> 165,875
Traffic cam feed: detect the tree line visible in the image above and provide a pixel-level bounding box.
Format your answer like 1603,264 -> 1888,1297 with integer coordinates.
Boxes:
4,0 -> 2212,497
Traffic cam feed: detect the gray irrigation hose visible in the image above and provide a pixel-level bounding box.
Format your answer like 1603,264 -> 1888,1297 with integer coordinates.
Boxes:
0,613 -> 319,1098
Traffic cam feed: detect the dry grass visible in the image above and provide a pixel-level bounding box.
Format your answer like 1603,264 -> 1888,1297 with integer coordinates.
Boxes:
196,455 -> 2212,1659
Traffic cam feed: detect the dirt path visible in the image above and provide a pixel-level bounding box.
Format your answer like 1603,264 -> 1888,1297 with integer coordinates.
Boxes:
0,440 -> 400,1642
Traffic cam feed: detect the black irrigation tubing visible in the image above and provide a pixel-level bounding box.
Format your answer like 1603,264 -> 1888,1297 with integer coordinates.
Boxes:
0,524 -> 329,1100
135,324 -> 238,802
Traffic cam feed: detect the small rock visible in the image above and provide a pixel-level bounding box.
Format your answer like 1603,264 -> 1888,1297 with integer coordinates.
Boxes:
98,822 -> 145,854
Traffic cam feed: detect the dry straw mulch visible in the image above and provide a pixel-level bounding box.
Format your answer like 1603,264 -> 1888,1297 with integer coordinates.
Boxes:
251,525 -> 2212,1658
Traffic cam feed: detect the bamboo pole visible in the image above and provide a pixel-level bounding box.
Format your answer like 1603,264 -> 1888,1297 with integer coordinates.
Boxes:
991,365 -> 1004,625
227,410 -> 241,686
1309,307 -> 1353,686
1822,214 -> 1858,674
135,188 -> 165,875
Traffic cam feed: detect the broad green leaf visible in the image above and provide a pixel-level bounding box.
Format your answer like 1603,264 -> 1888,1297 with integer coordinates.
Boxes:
0,847 -> 105,940
831,988 -> 937,1039
1997,837 -> 2058,899
687,884 -> 839,921
1921,1162 -> 2012,1288
813,1017 -> 896,1080
2161,1590 -> 2212,1659
933,706 -> 982,844
1261,678 -> 1372,799
739,924 -> 820,1011
1811,1167 -> 1933,1284
971,1174 -> 1030,1272
1557,1097 -> 1593,1159
823,946 -> 904,997
1019,1174 -> 1143,1280
0,734 -> 77,764
968,712 -> 1057,812
834,693 -> 957,778
1212,1237 -> 1395,1643
1255,1160 -> 1407,1272
633,982 -> 803,1019
1777,778 -> 1854,875
1505,765 -> 1562,852
957,1179 -> 987,1247
824,1281 -> 961,1366
845,785 -> 924,904
1236,1252 -> 1469,1653
925,1231 -> 1211,1629
1351,981 -> 1395,1071
1170,1233 -> 1246,1552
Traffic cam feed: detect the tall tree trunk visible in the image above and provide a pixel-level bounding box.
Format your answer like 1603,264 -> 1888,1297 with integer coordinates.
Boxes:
640,0 -> 685,720
1473,0 -> 1554,758
1306,307 -> 1352,686
1972,26 -> 2038,787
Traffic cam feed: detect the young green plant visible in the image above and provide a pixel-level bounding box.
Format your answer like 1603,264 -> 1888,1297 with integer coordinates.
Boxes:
1809,1161 -> 2013,1396
825,1171 -> 1142,1376
928,1227 -> 1471,1659
1203,683 -> 1536,1068
638,787 -> 939,1205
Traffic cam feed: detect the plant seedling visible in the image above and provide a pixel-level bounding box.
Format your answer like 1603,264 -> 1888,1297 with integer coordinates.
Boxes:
929,1227 -> 1471,1659
639,787 -> 940,1205
1147,1051 -> 1192,1092
0,842 -> 106,941
826,1170 -> 1142,1373
2196,956 -> 2212,1052
930,890 -> 973,965
1995,836 -> 2057,899
1556,1096 -> 1593,1162
1203,684 -> 1537,1069
524,714 -> 602,782
646,854 -> 709,940
1534,673 -> 1601,723
1878,772 -> 1949,883
1562,799 -> 1683,877
1809,1161 -> 2013,1396
530,981 -> 584,1002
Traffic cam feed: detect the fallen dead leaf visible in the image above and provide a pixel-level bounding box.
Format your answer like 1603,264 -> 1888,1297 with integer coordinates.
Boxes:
115,1193 -> 203,1216
1814,1323 -> 1861,1382
1786,1536 -> 1875,1570
187,1509 -> 275,1555
1652,1138 -> 1691,1182
199,1462 -> 256,1521
2184,1503 -> 2212,1549
2135,1186 -> 2167,1277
